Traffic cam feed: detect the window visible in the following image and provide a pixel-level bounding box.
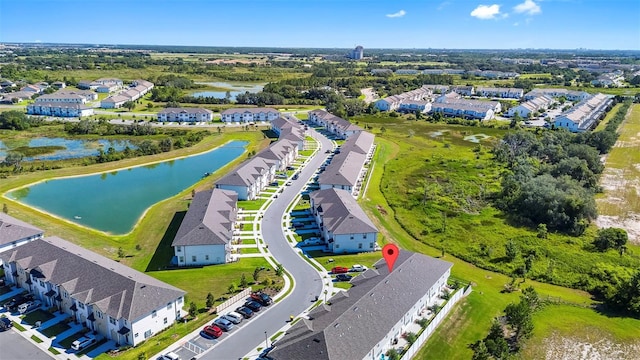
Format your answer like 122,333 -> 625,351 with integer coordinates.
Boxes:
205,255 -> 210,261
176,246 -> 181,252
144,330 -> 152,339
167,303 -> 172,310
96,311 -> 103,319
135,333 -> 139,338
369,242 -> 374,249
350,236 -> 354,240
164,317 -> 168,325
109,317 -> 116,325
363,234 -> 367,239
152,310 -> 157,318
78,302 -> 85,309
358,243 -> 363,249
192,255 -> 196,262
335,244 -> 339,249
179,257 -> 184,263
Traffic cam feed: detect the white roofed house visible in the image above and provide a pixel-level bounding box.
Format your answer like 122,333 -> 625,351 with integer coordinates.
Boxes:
553,93 -> 613,132
451,85 -> 474,96
215,156 -> 277,201
310,188 -> 378,254
101,94 -> 129,109
35,93 -> 86,104
220,108 -> 280,123
0,213 -> 44,262
432,98 -> 500,120
476,87 -> 524,99
507,95 -> 553,118
56,89 -> 98,101
0,237 -> 186,347
96,83 -> 120,93
326,117 -> 363,140
172,189 -> 238,266
27,102 -> 94,117
157,108 -> 213,122
268,250 -> 453,360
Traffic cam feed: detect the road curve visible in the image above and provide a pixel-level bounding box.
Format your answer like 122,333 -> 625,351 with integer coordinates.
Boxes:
201,126 -> 333,360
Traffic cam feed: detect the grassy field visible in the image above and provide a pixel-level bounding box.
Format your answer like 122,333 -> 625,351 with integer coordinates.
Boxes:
595,103 -> 623,131
353,116 -> 640,359
597,104 -> 640,222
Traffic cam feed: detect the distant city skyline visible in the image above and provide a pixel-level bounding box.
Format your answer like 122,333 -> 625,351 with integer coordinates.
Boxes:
0,0 -> 638,50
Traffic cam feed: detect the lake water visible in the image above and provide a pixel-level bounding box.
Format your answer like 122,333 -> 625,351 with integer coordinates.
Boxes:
7,140 -> 247,234
0,138 -> 135,161
191,81 -> 265,100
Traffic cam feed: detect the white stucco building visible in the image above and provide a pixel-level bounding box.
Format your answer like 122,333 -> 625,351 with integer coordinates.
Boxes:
172,189 -> 237,266
220,108 -> 280,123
0,237 -> 185,347
157,108 -> 213,122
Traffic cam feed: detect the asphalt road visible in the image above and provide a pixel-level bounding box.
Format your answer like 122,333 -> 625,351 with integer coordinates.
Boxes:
201,126 -> 333,360
0,328 -> 52,360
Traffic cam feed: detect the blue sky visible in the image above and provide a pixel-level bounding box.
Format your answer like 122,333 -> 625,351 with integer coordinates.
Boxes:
1,0 -> 638,50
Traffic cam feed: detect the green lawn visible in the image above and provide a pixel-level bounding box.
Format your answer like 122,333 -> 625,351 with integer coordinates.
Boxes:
238,199 -> 268,211
239,247 -> 261,254
594,103 -> 623,131
31,334 -> 44,343
40,322 -> 71,338
597,104 -> 640,217
58,331 -> 86,349
22,309 -> 55,325
305,250 -> 382,272
299,150 -> 314,156
242,223 -> 254,231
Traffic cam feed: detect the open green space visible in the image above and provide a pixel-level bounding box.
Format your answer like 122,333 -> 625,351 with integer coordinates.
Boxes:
305,250 -> 382,272
238,199 -> 268,211
239,247 -> 261,254
597,104 -> 640,218
594,103 -> 623,131
354,116 -> 640,359
241,222 -> 254,231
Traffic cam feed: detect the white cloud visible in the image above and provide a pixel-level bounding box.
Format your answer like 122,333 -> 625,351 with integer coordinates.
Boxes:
470,4 -> 501,19
438,1 -> 451,10
386,10 -> 406,18
514,0 -> 541,15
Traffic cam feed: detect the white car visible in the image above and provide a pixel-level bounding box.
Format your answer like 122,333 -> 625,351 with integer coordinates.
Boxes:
71,334 -> 97,351
158,352 -> 180,360
351,264 -> 368,272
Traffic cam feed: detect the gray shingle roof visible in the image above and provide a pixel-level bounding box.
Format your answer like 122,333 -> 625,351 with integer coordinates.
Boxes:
0,213 -> 43,247
310,188 -> 377,234
270,250 -> 453,360
318,151 -> 367,188
158,107 -> 213,115
216,156 -> 273,187
339,131 -> 374,155
172,189 -> 237,247
221,107 -> 279,115
0,237 -> 185,321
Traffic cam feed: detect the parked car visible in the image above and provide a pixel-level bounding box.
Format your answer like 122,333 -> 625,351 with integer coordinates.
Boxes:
157,351 -> 180,360
18,300 -> 41,314
5,294 -> 34,312
244,300 -> 262,312
286,166 -> 295,171
71,334 -> 97,351
235,306 -> 254,319
269,181 -> 279,186
0,317 -> 12,331
292,173 -> 299,180
350,264 -> 368,272
213,317 -> 234,331
325,149 -> 332,153
223,312 -> 243,324
250,291 -> 273,306
335,274 -> 353,282
275,173 -> 287,179
331,266 -> 349,274
201,325 -> 223,339
286,181 -> 293,186
301,237 -> 323,246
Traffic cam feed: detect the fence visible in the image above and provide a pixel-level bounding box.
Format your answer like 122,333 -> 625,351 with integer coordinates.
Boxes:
214,287 -> 252,314
401,285 -> 472,359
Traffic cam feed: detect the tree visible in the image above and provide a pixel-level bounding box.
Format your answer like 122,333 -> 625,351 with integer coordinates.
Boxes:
123,101 -> 135,111
505,240 -> 519,262
206,292 -> 215,309
275,263 -> 284,276
117,247 -> 125,258
188,301 -> 198,318
146,103 -> 153,110
612,271 -> 640,316
505,301 -> 534,341
240,273 -> 248,288
228,283 -> 236,294
2,203 -> 7,214
536,223 -> 548,239
253,267 -> 263,283
0,110 -> 30,130
165,100 -> 181,108
471,340 -> 490,360
593,227 -> 628,252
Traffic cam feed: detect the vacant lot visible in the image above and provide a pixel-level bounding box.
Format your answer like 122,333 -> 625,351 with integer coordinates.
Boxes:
597,104 -> 640,243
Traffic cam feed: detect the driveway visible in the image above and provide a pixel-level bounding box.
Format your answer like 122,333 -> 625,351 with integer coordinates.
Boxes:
200,127 -> 334,360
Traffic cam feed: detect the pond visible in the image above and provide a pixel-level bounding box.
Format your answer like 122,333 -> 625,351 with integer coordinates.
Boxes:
0,138 -> 135,161
7,140 -> 248,235
191,81 -> 265,100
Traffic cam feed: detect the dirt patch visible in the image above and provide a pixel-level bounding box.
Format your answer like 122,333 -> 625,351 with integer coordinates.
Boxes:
542,335 -> 640,360
377,205 -> 388,216
595,214 -> 640,244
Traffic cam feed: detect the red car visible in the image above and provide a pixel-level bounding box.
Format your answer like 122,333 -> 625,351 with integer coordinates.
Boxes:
331,266 -> 349,274
202,325 -> 223,339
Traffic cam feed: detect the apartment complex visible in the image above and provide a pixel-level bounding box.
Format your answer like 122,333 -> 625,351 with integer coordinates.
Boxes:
157,107 -> 213,122
220,108 -> 280,123
553,93 -> 613,132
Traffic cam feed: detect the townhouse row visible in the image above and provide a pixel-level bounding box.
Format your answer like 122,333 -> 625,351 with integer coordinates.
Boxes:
553,93 -> 613,132
0,213 -> 185,348
100,80 -> 155,109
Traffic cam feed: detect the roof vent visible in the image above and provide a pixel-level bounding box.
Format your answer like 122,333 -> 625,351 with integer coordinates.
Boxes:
313,338 -> 321,343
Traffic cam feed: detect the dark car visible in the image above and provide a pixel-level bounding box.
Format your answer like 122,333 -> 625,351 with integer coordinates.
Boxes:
235,306 -> 254,319
335,274 -> 353,282
250,291 -> 273,306
244,300 -> 262,312
0,317 -> 12,331
5,294 -> 34,312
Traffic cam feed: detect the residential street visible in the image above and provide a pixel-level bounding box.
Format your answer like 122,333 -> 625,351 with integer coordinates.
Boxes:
200,126 -> 334,360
